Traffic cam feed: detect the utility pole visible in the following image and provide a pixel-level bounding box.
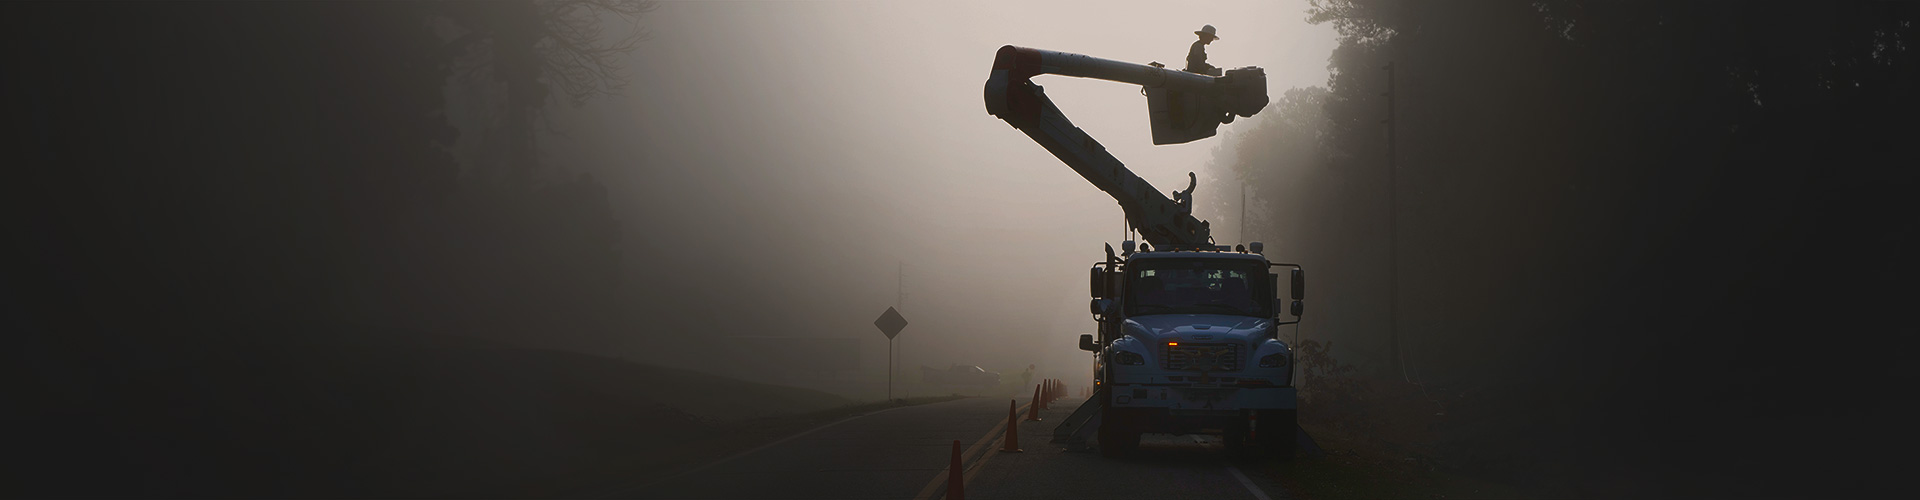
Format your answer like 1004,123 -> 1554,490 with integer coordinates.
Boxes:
897,261 -> 905,399
1383,62 -> 1400,375
894,261 -> 902,398
1239,182 -> 1249,244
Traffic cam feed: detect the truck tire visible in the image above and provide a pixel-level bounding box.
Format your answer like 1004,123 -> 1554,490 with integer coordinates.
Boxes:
1258,409 -> 1297,460
1098,408 -> 1139,457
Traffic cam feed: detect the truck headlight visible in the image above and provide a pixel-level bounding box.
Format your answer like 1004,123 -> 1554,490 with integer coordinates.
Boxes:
1258,353 -> 1288,368
1111,350 -> 1146,365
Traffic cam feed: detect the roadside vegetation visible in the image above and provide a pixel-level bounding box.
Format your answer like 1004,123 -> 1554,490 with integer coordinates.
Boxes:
1267,430 -> 1525,500
67,339 -> 956,498
1264,340 -> 1529,499
1210,2 -> 1916,496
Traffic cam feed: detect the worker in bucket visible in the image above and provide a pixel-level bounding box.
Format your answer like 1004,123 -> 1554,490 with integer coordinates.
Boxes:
1186,24 -> 1221,76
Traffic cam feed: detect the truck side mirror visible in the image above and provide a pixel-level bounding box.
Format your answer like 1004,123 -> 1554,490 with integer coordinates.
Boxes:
1290,268 -> 1305,300
1078,334 -> 1099,352
1090,298 -> 1113,316
1290,299 -> 1304,317
1090,266 -> 1107,298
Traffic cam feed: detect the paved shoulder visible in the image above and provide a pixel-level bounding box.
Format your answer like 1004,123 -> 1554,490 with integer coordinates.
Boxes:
629,397 -> 1011,500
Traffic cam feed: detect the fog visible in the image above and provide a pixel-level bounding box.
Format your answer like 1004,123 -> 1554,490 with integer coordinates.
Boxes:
531,0 -> 1338,387
10,1 -> 1913,497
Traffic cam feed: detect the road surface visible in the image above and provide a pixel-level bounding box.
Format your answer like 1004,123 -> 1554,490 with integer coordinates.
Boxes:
611,393 -> 1289,499
619,397 -> 1015,499
950,399 -> 1291,500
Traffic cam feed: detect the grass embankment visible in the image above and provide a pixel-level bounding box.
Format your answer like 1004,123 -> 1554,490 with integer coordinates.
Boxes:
572,395 -> 965,495
162,344 -> 960,498
1266,421 -> 1525,500
1271,342 -> 1529,499
380,348 -> 968,498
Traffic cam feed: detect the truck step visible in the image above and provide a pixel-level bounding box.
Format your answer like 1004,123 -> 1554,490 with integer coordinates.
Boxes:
1051,387 -> 1106,451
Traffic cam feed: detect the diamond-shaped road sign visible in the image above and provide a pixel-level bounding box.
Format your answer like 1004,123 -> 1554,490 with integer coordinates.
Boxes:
874,307 -> 908,339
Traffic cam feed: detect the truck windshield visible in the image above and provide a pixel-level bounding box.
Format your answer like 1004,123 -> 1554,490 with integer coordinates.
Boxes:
1125,259 -> 1270,317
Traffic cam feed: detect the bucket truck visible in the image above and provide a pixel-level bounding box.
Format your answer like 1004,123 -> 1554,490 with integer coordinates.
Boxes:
983,45 -> 1306,458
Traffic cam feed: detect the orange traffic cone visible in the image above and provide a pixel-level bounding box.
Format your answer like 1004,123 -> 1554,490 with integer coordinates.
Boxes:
1037,383 -> 1048,411
947,439 -> 965,500
1026,385 -> 1043,421
1000,399 -> 1022,452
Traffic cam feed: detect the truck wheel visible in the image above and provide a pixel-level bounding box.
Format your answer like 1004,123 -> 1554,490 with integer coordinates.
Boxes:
1258,410 -> 1297,461
1098,409 -> 1138,458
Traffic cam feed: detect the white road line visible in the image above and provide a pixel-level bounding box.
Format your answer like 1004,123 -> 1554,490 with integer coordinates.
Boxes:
1226,465 -> 1274,500
1199,435 -> 1278,500
912,401 -> 1029,500
594,404 -> 917,497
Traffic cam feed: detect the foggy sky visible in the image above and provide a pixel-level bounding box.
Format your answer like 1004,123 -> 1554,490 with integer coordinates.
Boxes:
524,1 -> 1338,383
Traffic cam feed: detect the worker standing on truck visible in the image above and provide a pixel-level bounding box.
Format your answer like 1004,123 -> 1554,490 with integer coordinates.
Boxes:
1186,25 -> 1221,76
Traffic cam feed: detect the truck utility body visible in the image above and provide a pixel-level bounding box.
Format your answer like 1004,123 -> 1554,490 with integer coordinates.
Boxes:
982,45 -> 1305,458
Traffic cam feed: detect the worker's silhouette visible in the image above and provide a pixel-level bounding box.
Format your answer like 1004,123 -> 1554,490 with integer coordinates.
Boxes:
1186,25 -> 1220,76
1172,172 -> 1197,214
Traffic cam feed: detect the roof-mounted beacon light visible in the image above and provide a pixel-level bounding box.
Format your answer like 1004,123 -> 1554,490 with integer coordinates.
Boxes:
1122,240 -> 1136,256
1248,241 -> 1264,254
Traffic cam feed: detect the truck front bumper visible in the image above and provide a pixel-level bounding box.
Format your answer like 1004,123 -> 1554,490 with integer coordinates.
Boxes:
1110,384 -> 1296,411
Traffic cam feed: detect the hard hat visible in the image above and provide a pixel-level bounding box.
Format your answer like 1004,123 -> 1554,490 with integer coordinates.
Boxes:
1195,25 -> 1219,40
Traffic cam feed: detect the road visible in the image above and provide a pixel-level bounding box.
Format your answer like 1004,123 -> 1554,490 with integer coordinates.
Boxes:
612,393 -> 1290,500
621,397 -> 1015,499
953,399 -> 1291,500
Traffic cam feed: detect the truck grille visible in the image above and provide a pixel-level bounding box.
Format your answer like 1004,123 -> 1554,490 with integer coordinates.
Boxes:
1162,343 -> 1241,372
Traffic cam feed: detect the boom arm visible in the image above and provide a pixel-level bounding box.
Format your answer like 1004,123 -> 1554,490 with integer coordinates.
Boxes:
984,45 -> 1267,248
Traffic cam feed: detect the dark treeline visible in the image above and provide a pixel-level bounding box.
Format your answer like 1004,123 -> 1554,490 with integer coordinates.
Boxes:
4,2 -> 669,496
1211,1 -> 1916,496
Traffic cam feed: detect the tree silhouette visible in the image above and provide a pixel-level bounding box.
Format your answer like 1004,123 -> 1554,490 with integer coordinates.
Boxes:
7,3 -> 664,495
439,0 -> 657,186
1212,1 -> 1919,496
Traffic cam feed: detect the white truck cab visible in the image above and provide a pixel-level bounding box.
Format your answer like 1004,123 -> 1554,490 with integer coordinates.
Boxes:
1081,242 -> 1304,457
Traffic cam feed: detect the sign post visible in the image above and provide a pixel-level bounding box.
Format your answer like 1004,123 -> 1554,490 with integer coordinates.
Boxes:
873,306 -> 908,400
